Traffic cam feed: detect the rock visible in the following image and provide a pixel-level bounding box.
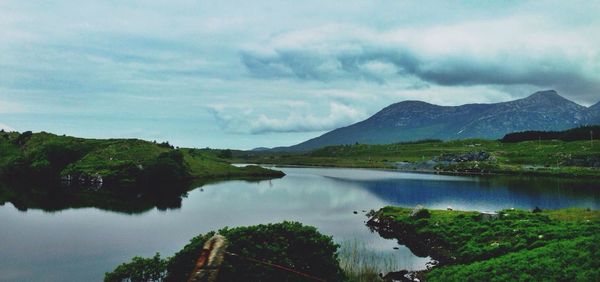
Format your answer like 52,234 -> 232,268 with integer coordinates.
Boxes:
380,270 -> 411,282
564,155 -> 600,167
435,151 -> 490,163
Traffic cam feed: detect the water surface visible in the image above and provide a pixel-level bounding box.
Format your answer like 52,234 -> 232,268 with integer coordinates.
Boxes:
1,167 -> 599,281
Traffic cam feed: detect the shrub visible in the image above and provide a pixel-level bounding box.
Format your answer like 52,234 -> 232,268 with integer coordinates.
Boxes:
412,208 -> 431,219
106,222 -> 345,282
104,253 -> 167,282
141,150 -> 190,187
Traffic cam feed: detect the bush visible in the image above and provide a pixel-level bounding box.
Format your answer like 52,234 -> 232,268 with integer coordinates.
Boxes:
106,222 -> 346,282
412,208 -> 431,219
104,253 -> 167,282
141,150 -> 190,187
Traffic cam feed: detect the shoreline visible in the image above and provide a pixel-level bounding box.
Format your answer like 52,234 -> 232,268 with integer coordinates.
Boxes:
237,162 -> 600,181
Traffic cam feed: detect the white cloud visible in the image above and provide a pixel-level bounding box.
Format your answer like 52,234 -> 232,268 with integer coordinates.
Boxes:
211,102 -> 367,134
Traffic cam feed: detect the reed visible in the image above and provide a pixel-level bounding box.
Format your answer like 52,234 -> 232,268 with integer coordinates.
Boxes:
338,239 -> 399,282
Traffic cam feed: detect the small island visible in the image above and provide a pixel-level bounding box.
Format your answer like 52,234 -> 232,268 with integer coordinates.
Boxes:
0,130 -> 284,212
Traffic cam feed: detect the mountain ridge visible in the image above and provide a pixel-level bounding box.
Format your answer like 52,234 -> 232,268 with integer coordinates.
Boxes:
272,90 -> 599,152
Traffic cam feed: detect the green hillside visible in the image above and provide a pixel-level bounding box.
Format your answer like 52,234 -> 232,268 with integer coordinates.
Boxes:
238,138 -> 600,178
0,130 -> 283,188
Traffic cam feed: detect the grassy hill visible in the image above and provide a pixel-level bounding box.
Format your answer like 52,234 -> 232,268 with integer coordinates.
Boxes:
237,138 -> 600,178
0,130 -> 283,189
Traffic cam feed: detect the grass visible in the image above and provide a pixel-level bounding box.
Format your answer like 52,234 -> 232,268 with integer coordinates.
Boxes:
427,235 -> 600,282
369,206 -> 600,281
338,239 -> 399,282
236,139 -> 600,178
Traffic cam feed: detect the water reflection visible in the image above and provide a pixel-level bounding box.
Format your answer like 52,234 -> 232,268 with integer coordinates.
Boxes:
0,167 -> 599,281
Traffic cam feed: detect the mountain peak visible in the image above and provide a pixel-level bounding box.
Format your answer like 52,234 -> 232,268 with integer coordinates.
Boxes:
518,90 -> 581,108
525,89 -> 569,101
525,89 -> 561,100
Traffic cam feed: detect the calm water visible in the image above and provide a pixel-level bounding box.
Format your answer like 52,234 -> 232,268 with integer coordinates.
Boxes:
1,167 -> 599,281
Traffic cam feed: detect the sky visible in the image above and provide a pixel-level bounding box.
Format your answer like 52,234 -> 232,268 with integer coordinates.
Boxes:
1,1 -> 600,149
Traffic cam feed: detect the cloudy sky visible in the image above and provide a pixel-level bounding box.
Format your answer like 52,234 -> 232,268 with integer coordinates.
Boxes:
1,1 -> 599,149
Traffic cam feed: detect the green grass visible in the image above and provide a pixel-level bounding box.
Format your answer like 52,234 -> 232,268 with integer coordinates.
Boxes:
237,139 -> 600,177
427,235 -> 600,282
370,207 -> 600,281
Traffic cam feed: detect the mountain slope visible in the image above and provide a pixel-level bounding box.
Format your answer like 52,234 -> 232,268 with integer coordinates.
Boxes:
280,90 -> 596,151
586,102 -> 600,124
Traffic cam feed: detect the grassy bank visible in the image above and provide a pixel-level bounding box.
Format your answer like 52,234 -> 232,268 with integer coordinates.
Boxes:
368,206 -> 600,281
235,139 -> 600,178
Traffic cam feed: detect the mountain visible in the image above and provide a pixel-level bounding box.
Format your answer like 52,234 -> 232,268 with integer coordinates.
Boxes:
586,102 -> 600,124
277,90 -> 598,151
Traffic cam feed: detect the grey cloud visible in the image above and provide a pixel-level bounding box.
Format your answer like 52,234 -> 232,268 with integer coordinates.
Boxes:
241,46 -> 600,103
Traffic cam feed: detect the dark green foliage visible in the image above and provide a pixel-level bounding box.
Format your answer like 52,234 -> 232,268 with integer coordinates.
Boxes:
394,139 -> 443,145
104,253 -> 167,282
157,141 -> 174,149
217,149 -> 233,159
501,125 -> 600,143
141,150 -> 190,187
412,208 -> 431,219
216,222 -> 344,282
107,222 -> 345,282
12,131 -> 32,146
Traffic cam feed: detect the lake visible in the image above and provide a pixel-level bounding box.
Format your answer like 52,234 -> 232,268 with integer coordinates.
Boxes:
1,166 -> 599,281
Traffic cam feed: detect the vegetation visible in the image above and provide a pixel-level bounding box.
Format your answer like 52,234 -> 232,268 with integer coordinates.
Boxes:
368,207 -> 600,281
105,222 -> 345,282
0,131 -> 284,212
501,125 -> 600,143
338,240 -> 399,282
235,138 -> 600,178
427,235 -> 600,282
105,253 -> 167,282
0,131 -> 283,187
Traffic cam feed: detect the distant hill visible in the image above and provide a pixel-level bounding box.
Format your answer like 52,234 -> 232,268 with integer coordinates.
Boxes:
276,90 -> 598,151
